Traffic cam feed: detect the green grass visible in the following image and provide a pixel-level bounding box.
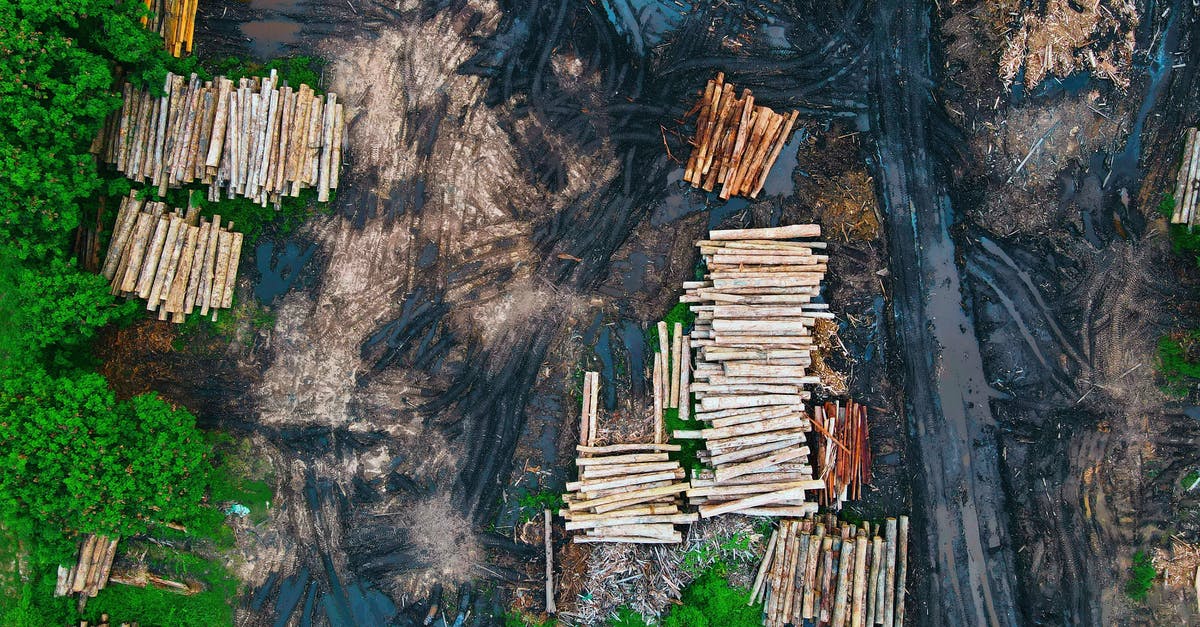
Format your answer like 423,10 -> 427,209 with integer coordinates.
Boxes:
661,569 -> 761,627
608,606 -> 652,626
516,489 -> 564,524
1182,470 -> 1200,490
81,551 -> 237,626
204,56 -> 326,91
503,610 -> 555,627
1158,333 -> 1200,397
1125,550 -> 1157,602
1158,193 -> 1176,220
644,303 -> 697,354
664,407 -> 704,473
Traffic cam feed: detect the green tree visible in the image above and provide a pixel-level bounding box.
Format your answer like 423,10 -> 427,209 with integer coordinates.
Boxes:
0,370 -> 210,537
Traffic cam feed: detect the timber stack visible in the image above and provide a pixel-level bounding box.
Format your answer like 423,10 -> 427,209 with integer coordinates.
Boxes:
749,516 -> 909,627
560,372 -> 697,543
101,192 -> 243,323
683,72 -> 800,200
94,70 -> 345,208
1173,127 -> 1200,227
814,400 -> 871,510
54,534 -> 119,599
141,0 -> 200,57
676,224 -> 831,517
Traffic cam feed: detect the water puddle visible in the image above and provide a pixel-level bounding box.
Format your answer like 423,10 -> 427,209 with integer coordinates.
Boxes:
599,0 -> 689,56
241,19 -> 301,59
618,319 -> 647,397
255,240 -> 318,303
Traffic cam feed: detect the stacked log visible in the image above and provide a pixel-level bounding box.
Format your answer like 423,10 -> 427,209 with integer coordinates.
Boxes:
750,516 -> 909,627
675,224 -> 830,517
814,400 -> 871,510
683,72 -> 800,200
94,71 -> 345,208
100,192 -> 243,323
141,0 -> 200,57
560,372 -> 697,543
1173,127 -> 1200,227
54,535 -> 119,599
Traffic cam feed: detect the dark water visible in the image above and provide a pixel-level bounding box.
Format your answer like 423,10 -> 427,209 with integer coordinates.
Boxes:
255,240 -> 317,303
241,19 -> 302,58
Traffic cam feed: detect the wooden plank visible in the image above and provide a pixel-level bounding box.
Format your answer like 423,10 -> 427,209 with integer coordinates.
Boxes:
198,215 -> 220,315
221,231 -> 243,308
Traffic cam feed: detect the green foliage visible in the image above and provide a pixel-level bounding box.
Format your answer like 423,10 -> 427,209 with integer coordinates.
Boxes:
664,407 -> 704,473
517,489 -> 564,523
1181,470 -> 1200,490
143,185 -> 324,248
0,371 -> 211,537
1157,333 -> 1200,396
1124,551 -> 1156,601
661,569 -> 761,627
1159,193 -> 1177,220
608,606 -> 652,627
644,303 -> 697,352
0,0 -> 175,258
679,530 -> 760,577
205,56 -> 325,91
83,550 -> 237,626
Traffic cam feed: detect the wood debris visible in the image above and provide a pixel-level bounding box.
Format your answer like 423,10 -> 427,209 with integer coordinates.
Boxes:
814,400 -> 871,511
54,534 -> 119,599
141,0 -> 200,57
752,515 -> 909,627
560,372 -> 696,544
75,613 -> 136,627
996,0 -> 1138,90
1173,127 -> 1200,228
683,73 -> 800,200
93,70 -> 345,208
100,192 -> 243,323
678,224 -> 830,517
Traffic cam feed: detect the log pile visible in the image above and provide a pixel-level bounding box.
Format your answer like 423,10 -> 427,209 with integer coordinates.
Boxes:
675,224 -> 831,517
76,614 -> 139,627
100,192 -> 243,323
1174,127 -> 1200,228
750,516 -> 909,627
141,0 -> 200,57
814,400 -> 871,510
651,318 -> 691,437
683,73 -> 800,200
560,372 -> 697,543
54,535 -> 119,599
94,70 -> 345,208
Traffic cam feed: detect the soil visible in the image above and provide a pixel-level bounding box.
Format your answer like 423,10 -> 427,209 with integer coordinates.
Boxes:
91,0 -> 1200,624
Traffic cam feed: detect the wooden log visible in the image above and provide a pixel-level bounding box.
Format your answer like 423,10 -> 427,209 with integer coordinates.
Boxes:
72,536 -> 99,593
562,504 -> 679,520
118,210 -> 155,293
669,322 -> 683,408
882,518 -> 898,627
198,217 -> 221,315
581,461 -> 680,479
684,79 -> 716,181
698,485 -> 807,518
580,370 -> 593,446
764,518 -> 789,623
802,526 -> 824,619
205,79 -> 231,169
318,93 -> 337,201
272,87 -> 294,192
572,533 -> 681,544
688,479 -> 822,499
543,509 -> 556,614
781,523 -> 804,626
831,534 -> 855,627
102,196 -> 137,280
330,103 -> 345,191
587,372 -> 599,446
752,111 -> 799,198
165,225 -> 199,313
850,532 -> 868,627
304,97 -> 324,190
567,470 -> 684,493
575,443 -> 680,454
867,534 -> 883,624
209,229 -> 233,312
134,216 -> 170,298
894,516 -> 908,627
698,394 -> 804,412
565,513 -> 696,530
679,334 -> 691,420
182,219 -> 210,314
567,483 -> 689,512
574,453 -> 670,465
1185,125 -> 1200,228
1173,128 -> 1198,223
221,231 -> 243,309
683,414 -> 809,441
750,526 -> 778,605
693,81 -> 730,183
652,351 -> 664,443
709,224 -> 821,241
714,447 -> 808,483
709,440 -> 807,466
738,110 -> 786,196
703,429 -> 810,455
150,216 -> 187,309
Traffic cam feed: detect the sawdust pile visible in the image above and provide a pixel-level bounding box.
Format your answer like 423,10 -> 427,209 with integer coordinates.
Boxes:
399,494 -> 485,589
995,0 -> 1138,90
1154,539 -> 1200,589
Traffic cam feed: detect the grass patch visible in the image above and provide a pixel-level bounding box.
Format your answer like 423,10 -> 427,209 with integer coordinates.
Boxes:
204,56 -> 326,91
1182,471 -> 1200,490
608,606 -> 652,626
82,551 -> 238,626
503,610 -> 555,627
1125,550 -> 1157,602
516,489 -> 564,523
1158,192 -> 1176,220
644,302 -> 698,353
1157,332 -> 1200,396
661,568 -> 761,627
664,407 -> 704,473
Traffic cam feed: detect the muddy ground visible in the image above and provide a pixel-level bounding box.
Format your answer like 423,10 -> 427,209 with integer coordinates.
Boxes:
93,0 -> 1200,624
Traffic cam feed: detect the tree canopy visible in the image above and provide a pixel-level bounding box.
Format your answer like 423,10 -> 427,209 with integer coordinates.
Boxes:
0,371 -> 209,537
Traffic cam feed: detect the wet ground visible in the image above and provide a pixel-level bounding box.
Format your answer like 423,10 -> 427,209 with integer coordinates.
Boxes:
92,0 -> 1200,624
